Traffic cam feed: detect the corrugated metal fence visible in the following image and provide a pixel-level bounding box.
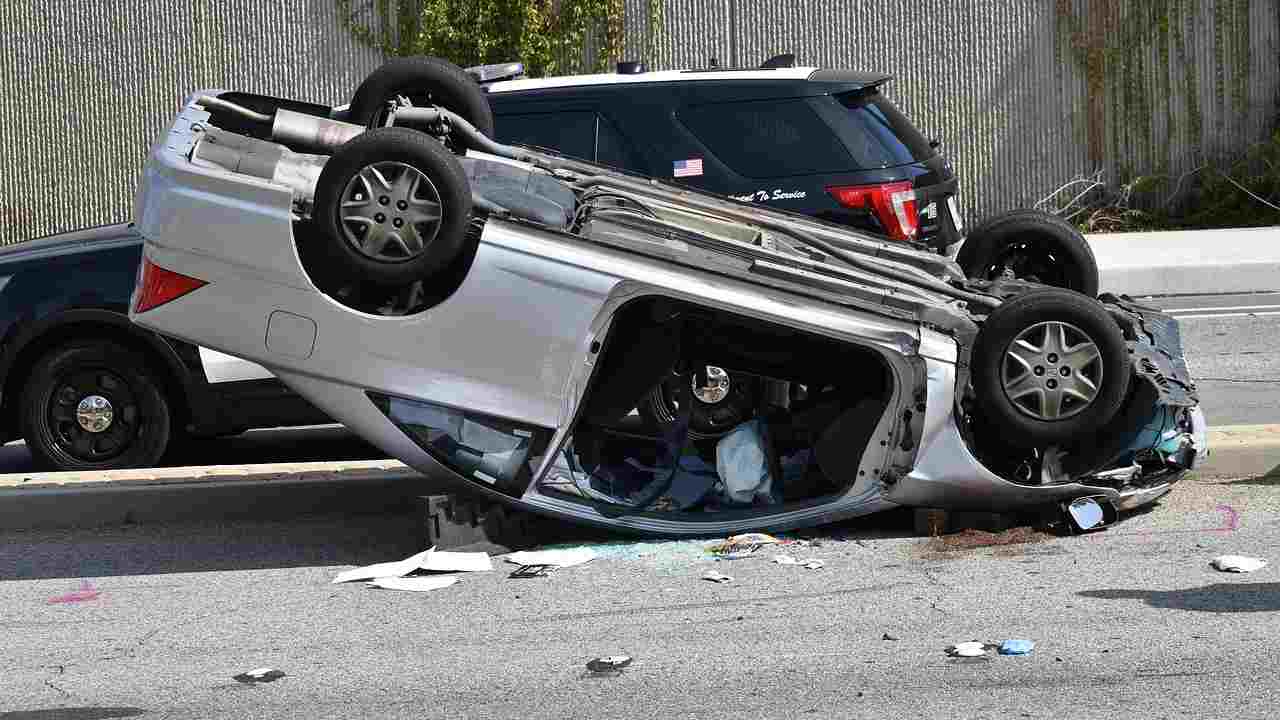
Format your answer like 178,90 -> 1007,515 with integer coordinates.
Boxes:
1,0 -> 1276,244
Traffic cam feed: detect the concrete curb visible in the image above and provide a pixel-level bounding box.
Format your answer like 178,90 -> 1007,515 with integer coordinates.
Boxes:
1197,424 -> 1280,479
1087,226 -> 1280,296
0,460 -> 445,531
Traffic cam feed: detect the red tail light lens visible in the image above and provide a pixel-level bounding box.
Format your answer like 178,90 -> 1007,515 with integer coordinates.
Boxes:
826,181 -> 920,242
134,258 -> 208,313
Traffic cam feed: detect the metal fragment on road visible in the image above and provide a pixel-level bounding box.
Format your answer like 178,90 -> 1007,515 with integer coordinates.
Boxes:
233,668 -> 286,684
702,570 -> 734,583
586,656 -> 633,674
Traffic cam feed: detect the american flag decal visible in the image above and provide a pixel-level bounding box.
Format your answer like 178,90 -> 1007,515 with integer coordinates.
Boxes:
672,158 -> 703,177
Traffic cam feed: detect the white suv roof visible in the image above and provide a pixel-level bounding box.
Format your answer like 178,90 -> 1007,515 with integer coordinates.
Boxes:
485,67 -> 821,94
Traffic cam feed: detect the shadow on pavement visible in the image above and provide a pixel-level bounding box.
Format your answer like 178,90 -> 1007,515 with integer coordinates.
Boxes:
0,709 -> 145,720
1078,582 -> 1280,612
0,511 -> 428,581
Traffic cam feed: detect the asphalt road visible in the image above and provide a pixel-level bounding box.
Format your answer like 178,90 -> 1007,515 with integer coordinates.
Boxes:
1151,292 -> 1280,426
1,470 -> 1276,719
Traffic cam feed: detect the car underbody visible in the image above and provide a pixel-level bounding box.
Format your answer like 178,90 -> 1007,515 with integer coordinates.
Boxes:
129,62 -> 1206,536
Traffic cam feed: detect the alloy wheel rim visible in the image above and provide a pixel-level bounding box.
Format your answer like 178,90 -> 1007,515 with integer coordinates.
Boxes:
339,161 -> 443,263
1001,321 -> 1102,420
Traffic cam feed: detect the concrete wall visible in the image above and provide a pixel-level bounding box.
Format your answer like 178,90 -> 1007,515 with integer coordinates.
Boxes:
0,0 -> 382,245
1,0 -> 1276,244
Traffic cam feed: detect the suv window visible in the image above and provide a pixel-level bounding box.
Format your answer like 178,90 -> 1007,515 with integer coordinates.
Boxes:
830,88 -> 934,168
493,111 -> 644,171
678,99 -> 854,178
495,110 -> 597,161
595,115 -> 644,172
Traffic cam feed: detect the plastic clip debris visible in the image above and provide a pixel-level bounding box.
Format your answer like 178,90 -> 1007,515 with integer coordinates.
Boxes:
233,668 -> 286,684
509,564 -> 555,579
998,639 -> 1035,656
586,656 -> 633,674
702,570 -> 735,583
1210,555 -> 1268,573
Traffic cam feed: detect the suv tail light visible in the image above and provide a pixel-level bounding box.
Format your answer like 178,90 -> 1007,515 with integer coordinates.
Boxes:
826,181 -> 920,242
134,258 -> 207,313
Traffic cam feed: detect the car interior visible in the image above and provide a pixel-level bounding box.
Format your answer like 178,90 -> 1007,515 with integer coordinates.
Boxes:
534,297 -> 894,513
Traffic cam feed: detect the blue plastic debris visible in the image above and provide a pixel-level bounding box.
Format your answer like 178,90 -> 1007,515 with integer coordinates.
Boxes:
999,639 -> 1035,656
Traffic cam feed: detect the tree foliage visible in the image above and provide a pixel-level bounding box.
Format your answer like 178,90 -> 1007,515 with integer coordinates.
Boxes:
338,0 -> 663,77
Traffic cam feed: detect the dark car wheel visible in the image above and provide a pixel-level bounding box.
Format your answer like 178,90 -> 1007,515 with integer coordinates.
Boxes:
957,209 -> 1099,296
21,341 -> 172,471
311,127 -> 472,290
347,56 -> 496,142
639,366 -> 758,440
972,288 -> 1129,449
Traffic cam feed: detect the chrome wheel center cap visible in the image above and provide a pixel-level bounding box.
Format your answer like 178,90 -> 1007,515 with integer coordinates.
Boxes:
692,366 -> 731,405
76,395 -> 114,433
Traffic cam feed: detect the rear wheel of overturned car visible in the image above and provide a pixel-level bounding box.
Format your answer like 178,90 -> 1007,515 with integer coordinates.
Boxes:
21,341 -> 172,471
347,56 -> 496,140
971,288 -> 1129,449
957,209 -> 1099,297
311,127 -> 472,290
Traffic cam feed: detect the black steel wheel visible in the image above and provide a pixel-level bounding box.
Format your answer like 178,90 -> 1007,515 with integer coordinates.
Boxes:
21,341 -> 172,471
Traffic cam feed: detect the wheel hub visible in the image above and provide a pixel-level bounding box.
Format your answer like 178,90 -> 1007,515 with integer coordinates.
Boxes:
75,395 -> 114,433
339,161 -> 443,263
1001,321 -> 1102,421
691,366 -> 731,405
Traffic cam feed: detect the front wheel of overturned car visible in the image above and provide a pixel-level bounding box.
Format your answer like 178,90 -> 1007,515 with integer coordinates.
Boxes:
311,127 -> 472,290
956,209 -> 1099,297
971,288 -> 1129,449
21,341 -> 173,471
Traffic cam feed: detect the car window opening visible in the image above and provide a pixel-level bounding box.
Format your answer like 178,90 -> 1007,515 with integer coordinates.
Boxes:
538,298 -> 893,513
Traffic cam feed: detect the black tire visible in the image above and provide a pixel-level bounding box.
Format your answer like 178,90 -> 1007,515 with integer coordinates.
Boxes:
971,288 -> 1129,448
347,56 -> 496,140
312,127 -> 472,289
638,367 -> 758,440
21,341 -> 172,471
957,209 -> 1099,296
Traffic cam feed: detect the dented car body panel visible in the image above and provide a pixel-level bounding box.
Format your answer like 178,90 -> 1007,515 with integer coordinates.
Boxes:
129,90 -> 1206,537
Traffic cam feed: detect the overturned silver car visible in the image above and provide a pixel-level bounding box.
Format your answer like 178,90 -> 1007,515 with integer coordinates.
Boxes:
130,58 -> 1206,536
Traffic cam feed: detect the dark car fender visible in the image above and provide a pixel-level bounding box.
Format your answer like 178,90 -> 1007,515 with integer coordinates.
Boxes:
0,307 -> 210,440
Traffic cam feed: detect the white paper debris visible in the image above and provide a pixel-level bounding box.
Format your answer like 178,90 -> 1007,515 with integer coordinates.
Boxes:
1211,555 -> 1268,573
367,575 -> 460,592
802,560 -> 824,570
702,570 -> 735,583
946,642 -> 987,658
420,550 -> 492,573
506,548 -> 597,569
331,549 -> 434,584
